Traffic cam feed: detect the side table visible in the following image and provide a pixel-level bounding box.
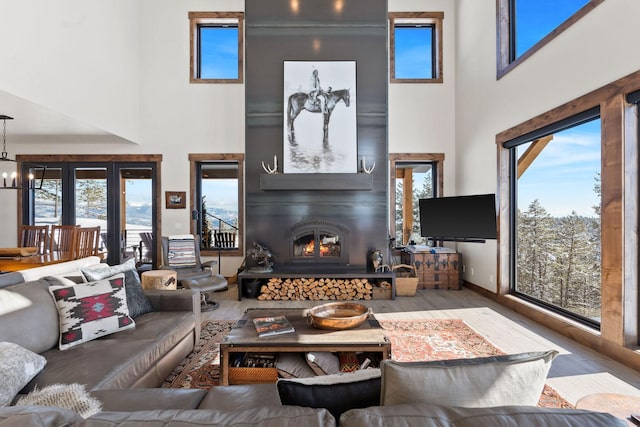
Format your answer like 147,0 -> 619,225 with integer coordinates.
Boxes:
141,270 -> 177,290
576,393 -> 640,426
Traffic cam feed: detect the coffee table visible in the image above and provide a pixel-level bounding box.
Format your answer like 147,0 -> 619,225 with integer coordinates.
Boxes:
576,393 -> 640,426
219,308 -> 391,386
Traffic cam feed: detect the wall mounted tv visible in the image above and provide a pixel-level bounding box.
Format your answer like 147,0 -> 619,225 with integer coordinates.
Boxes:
419,194 -> 497,243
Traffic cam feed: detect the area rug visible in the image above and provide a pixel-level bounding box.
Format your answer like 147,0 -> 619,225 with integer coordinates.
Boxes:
162,318 -> 572,408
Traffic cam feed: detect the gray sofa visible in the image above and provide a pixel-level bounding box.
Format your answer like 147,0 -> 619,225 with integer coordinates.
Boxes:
0,260 -> 199,393
0,384 -> 626,427
0,260 -> 626,427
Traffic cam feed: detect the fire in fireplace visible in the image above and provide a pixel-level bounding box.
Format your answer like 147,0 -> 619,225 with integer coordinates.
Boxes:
290,219 -> 349,264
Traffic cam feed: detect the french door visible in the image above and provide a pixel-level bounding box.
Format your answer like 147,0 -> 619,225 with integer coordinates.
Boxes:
19,157 -> 159,266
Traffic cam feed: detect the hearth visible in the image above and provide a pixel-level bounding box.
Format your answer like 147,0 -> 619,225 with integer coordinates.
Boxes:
289,219 -> 349,264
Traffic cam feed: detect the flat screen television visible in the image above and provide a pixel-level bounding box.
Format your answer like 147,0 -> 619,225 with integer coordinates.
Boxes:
419,194 -> 497,242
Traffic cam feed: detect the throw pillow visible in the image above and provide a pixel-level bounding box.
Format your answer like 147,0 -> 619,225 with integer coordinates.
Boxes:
48,273 -> 136,350
276,353 -> 317,378
380,350 -> 559,408
277,368 -> 381,420
306,352 -> 341,376
338,352 -> 360,372
0,342 -> 47,406
16,383 -> 102,418
80,258 -> 154,318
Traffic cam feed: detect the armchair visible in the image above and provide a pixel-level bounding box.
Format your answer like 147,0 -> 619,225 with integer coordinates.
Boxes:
160,234 -> 228,311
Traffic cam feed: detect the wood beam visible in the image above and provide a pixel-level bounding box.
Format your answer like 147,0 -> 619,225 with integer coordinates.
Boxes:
516,135 -> 553,179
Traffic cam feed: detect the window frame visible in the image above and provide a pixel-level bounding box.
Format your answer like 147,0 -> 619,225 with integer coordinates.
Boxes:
496,0 -> 604,79
389,153 -> 444,248
505,110 -> 602,328
189,153 -> 244,257
389,12 -> 444,84
496,70 -> 640,353
189,12 -> 244,84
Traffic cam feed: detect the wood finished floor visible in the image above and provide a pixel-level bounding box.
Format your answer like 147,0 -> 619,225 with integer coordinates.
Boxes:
202,284 -> 640,406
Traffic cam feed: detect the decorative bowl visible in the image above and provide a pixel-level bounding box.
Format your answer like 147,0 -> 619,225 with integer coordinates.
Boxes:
306,302 -> 370,330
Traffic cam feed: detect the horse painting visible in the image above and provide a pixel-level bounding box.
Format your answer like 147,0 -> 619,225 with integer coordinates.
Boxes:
286,88 -> 350,145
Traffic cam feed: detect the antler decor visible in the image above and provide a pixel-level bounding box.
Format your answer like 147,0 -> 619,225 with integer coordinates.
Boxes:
360,156 -> 375,174
262,155 -> 279,174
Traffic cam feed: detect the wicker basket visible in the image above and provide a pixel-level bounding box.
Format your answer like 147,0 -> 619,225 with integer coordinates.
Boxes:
228,367 -> 279,384
392,264 -> 418,296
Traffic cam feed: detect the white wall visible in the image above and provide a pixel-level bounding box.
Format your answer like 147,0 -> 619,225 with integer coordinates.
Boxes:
455,0 -> 640,292
0,0 -> 142,142
388,0 -> 457,196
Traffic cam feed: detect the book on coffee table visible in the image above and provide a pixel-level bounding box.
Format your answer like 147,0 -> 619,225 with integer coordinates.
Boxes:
252,315 -> 296,337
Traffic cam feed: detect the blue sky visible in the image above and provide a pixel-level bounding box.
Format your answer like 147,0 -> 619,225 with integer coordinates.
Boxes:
517,119 -> 600,218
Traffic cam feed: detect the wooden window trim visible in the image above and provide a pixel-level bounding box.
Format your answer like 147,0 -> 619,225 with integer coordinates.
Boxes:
189,153 -> 244,257
389,153 -> 445,246
389,12 -> 444,84
496,69 -> 640,370
496,0 -> 604,79
189,12 -> 244,84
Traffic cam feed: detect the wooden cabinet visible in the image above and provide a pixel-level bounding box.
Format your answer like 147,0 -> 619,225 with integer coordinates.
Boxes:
401,251 -> 462,290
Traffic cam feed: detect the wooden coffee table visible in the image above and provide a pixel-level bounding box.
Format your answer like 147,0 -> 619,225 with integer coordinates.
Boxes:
219,308 -> 391,385
576,393 -> 640,426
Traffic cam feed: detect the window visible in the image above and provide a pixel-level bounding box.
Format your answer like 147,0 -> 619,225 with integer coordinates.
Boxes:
17,156 -> 160,267
504,110 -> 602,327
497,0 -> 603,77
389,154 -> 444,247
190,154 -> 244,256
389,12 -> 443,83
189,12 -> 244,83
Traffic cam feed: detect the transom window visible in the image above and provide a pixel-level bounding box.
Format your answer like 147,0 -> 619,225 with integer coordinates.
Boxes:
497,0 -> 603,77
389,12 -> 443,83
189,12 -> 244,83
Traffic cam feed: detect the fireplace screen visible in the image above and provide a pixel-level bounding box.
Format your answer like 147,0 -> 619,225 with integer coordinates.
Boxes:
289,220 -> 349,264
293,232 -> 341,259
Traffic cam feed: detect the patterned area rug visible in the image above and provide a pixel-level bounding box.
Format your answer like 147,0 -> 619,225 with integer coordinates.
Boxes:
161,318 -> 572,408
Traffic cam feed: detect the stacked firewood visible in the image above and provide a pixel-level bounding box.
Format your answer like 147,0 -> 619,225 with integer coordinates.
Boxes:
257,277 -> 373,301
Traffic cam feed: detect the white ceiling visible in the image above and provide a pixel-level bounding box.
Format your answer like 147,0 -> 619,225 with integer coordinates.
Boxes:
0,90 -> 130,144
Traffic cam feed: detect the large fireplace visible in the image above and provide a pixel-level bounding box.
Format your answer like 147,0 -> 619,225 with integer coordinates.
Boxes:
289,219 -> 349,264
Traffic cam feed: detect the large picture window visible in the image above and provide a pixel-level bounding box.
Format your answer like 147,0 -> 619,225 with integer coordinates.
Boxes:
505,110 -> 602,326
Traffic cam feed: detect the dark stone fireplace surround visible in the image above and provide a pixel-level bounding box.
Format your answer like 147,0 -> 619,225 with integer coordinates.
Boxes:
244,0 -> 388,273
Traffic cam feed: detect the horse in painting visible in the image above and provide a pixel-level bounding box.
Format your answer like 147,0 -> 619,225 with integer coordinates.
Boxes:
286,88 -> 351,145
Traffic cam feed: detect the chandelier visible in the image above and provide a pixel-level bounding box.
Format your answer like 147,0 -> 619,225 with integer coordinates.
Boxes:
0,115 -> 45,190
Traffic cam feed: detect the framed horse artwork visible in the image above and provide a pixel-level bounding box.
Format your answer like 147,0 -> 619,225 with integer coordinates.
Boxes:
283,61 -> 357,173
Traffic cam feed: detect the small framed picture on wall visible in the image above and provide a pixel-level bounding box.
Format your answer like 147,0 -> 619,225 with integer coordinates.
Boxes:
165,191 -> 186,209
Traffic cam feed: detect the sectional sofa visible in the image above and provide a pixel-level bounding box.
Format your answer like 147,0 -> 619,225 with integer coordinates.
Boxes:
0,258 -> 627,426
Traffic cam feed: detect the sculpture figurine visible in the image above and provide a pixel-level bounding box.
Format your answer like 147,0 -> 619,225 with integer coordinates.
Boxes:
248,241 -> 274,273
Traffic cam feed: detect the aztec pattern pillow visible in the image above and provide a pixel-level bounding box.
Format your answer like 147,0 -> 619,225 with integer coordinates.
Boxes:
48,273 -> 135,350
0,342 -> 47,406
80,258 -> 154,318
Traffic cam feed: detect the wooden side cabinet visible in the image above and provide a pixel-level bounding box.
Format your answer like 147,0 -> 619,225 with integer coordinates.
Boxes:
401,251 -> 462,290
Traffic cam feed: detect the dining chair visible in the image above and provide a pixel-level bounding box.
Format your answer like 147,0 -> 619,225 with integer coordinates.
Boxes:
74,226 -> 101,259
49,225 -> 80,254
19,224 -> 49,254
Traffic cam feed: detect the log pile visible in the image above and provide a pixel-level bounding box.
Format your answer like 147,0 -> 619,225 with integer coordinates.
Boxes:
257,277 -> 374,301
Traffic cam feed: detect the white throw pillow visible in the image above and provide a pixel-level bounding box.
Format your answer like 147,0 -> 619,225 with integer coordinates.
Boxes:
0,342 -> 47,406
380,350 -> 558,407
16,383 -> 102,418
